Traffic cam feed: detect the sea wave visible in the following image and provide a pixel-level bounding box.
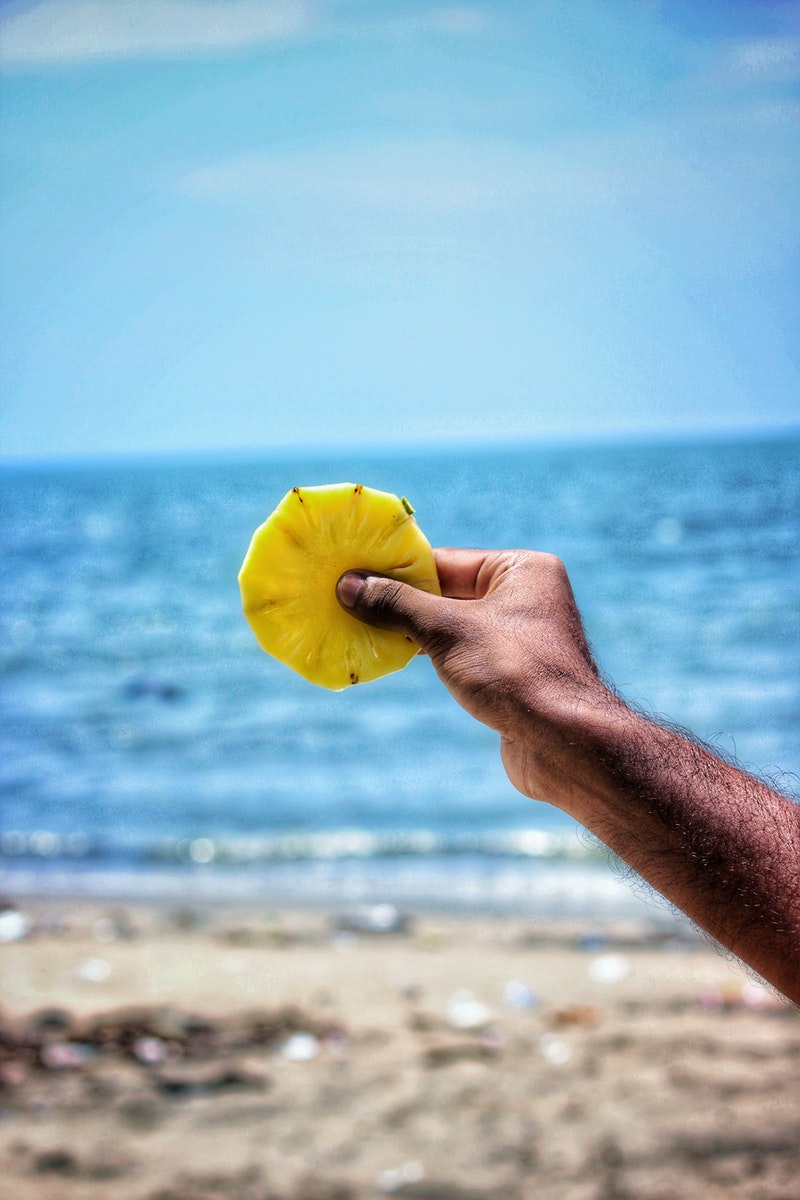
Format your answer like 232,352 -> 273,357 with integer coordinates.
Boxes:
0,825 -> 599,868
0,849 -> 672,923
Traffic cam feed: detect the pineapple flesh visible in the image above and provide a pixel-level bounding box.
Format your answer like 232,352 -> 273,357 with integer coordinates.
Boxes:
238,483 -> 441,690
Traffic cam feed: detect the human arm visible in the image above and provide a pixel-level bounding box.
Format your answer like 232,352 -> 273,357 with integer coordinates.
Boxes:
337,548 -> 800,1003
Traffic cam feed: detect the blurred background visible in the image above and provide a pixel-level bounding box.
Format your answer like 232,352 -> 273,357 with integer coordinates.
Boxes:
3,14 -> 799,1198
1,0 -> 798,912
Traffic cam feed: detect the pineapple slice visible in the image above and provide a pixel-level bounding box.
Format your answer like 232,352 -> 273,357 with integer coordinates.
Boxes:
238,483 -> 440,690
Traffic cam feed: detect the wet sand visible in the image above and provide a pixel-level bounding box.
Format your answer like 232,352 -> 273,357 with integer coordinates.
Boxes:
1,898 -> 798,1199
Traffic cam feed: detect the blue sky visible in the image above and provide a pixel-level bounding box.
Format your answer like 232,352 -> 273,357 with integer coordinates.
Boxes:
1,0 -> 798,460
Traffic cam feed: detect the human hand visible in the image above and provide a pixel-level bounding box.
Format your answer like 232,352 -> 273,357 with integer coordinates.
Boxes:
337,548 -> 611,808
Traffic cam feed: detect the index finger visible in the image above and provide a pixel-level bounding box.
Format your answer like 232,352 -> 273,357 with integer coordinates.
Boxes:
432,547 -> 511,600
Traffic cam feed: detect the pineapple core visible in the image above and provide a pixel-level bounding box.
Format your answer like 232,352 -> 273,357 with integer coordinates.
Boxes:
238,483 -> 441,690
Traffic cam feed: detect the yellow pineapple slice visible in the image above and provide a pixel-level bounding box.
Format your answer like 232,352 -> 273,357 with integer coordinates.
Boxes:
238,483 -> 440,690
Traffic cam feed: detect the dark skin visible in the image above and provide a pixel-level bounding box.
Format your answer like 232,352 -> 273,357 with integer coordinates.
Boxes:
337,548 -> 800,1004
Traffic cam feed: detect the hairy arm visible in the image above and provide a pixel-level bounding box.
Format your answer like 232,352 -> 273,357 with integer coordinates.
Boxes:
546,695 -> 800,998
337,548 -> 800,1003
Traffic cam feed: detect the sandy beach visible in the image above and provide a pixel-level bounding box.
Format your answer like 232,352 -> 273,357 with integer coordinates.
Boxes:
1,897 -> 798,1200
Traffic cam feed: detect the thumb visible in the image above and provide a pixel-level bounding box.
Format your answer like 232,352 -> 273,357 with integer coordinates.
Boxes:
336,570 -> 448,649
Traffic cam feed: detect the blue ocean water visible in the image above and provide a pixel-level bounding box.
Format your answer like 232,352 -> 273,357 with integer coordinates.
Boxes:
1,434 -> 798,915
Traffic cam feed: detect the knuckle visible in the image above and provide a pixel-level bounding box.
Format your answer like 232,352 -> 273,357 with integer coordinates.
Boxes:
538,551 -> 567,578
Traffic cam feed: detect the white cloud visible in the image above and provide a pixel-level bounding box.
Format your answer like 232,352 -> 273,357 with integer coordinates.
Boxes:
427,5 -> 488,35
0,0 -> 491,67
715,34 -> 800,84
0,0 -> 313,66
179,106 -> 796,215
360,4 -> 491,40
179,134 -> 621,215
174,108 -> 799,288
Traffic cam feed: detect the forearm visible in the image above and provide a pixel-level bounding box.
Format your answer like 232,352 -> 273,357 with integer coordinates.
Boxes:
531,694 -> 800,1001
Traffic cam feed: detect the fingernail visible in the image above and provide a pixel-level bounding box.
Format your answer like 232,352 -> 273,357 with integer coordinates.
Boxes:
336,571 -> 365,610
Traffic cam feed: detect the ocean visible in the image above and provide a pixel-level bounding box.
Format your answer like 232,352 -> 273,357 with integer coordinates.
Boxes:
1,433 -> 798,919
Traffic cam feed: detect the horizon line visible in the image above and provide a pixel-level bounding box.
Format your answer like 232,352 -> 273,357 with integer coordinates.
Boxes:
1,422 -> 798,471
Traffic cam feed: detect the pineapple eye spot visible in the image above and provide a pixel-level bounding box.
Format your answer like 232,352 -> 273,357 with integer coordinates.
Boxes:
292,487 -> 304,503
349,672 -> 359,684
353,484 -> 363,495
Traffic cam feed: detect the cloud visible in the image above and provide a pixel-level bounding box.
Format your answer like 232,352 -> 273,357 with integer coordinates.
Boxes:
179,135 -> 621,216
727,35 -> 800,80
179,103 -> 796,213
175,106 -> 799,287
0,0 -> 314,66
0,0 -> 491,67
699,32 -> 800,90
346,4 -> 492,41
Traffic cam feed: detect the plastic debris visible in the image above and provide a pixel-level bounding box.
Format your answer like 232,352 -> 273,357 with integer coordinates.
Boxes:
588,953 -> 630,984
76,957 -> 112,983
503,980 -> 539,1010
377,1160 -> 425,1194
133,1037 -> 169,1065
538,1034 -> 572,1065
446,989 -> 491,1031
0,906 -> 31,943
332,904 -> 411,936
281,1032 -> 320,1062
40,1042 -> 96,1070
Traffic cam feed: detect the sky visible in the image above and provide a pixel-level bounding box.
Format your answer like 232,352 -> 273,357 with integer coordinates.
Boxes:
1,0 -> 798,460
